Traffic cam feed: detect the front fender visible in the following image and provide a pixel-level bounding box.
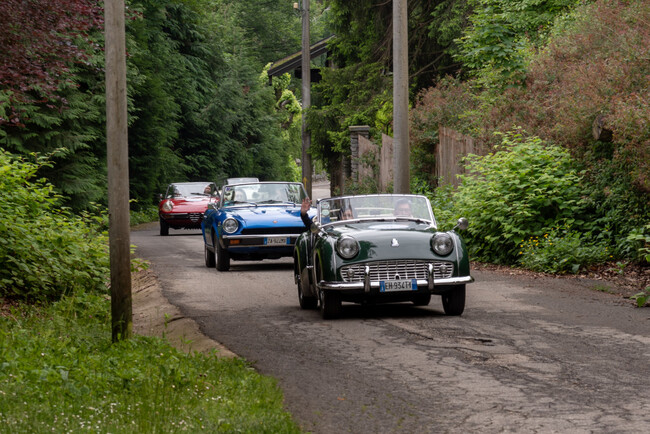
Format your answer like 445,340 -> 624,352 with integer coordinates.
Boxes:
294,232 -> 310,274
295,232 -> 318,297
312,235 -> 340,284
452,231 -> 471,277
201,209 -> 221,248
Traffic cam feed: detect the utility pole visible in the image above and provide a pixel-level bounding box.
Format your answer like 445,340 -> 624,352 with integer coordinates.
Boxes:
105,0 -> 132,341
300,0 -> 313,198
393,0 -> 409,193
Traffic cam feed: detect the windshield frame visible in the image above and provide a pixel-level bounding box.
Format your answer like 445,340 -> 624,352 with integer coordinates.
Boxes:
219,182 -> 308,209
166,182 -> 216,198
316,194 -> 436,228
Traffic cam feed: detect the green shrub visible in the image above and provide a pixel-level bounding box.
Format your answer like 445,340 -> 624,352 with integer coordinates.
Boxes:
630,286 -> 650,308
626,224 -> 650,264
518,226 -> 612,274
453,132 -> 588,263
0,150 -> 109,300
130,205 -> 159,227
429,182 -> 457,230
580,154 -> 650,258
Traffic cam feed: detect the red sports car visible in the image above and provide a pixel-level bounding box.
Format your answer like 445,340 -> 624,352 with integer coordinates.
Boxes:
158,182 -> 218,236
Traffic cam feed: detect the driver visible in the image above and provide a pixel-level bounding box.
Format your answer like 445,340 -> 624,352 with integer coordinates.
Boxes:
394,199 -> 412,217
340,207 -> 354,220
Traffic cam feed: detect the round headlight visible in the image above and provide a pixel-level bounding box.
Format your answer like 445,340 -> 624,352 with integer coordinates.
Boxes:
222,218 -> 239,234
431,233 -> 453,256
336,236 -> 359,259
162,200 -> 173,212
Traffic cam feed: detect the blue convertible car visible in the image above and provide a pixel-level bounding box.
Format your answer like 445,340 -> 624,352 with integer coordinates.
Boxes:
202,181 -> 313,271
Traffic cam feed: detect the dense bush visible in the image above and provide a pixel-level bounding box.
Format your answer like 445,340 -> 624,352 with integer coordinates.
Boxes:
0,150 -> 109,300
446,133 -> 593,264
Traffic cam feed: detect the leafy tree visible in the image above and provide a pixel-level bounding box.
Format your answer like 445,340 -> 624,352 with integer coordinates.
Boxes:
228,0 -> 302,67
307,0 -> 471,192
125,0 -> 297,205
0,0 -> 106,210
0,0 -> 103,125
0,0 -> 321,212
455,0 -> 580,84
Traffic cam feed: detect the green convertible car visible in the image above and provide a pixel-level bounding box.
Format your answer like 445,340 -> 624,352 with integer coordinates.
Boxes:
293,194 -> 474,319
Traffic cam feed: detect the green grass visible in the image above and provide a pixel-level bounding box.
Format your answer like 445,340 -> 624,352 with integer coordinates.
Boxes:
0,293 -> 301,433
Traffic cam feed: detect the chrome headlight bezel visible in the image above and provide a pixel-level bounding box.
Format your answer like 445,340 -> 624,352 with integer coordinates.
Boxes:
222,218 -> 239,234
162,200 -> 174,212
431,232 -> 454,256
336,236 -> 360,259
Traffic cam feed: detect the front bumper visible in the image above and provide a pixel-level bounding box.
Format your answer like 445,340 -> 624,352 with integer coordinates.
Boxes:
222,233 -> 300,249
318,263 -> 474,292
160,212 -> 204,228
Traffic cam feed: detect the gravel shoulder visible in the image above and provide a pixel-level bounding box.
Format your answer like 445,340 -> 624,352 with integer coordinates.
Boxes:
132,267 -> 236,357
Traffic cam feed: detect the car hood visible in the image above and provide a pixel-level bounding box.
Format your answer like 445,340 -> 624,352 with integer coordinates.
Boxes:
323,221 -> 443,261
327,220 -> 436,237
160,197 -> 214,213
227,206 -> 305,227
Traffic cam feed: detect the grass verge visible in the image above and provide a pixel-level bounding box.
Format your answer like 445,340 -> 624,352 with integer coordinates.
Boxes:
0,292 -> 300,433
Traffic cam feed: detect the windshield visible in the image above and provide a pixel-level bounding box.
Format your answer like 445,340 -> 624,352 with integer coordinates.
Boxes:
317,195 -> 434,225
167,183 -> 215,198
221,182 -> 307,207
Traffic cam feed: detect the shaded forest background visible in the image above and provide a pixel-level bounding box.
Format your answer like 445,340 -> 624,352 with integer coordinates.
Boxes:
1,0 -> 648,268
1,0 -> 325,210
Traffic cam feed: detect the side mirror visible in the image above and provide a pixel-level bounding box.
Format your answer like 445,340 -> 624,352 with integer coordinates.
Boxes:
454,217 -> 469,231
159,193 -> 163,201
310,221 -> 323,235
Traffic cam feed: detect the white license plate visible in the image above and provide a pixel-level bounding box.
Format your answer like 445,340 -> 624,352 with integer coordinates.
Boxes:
380,279 -> 417,292
265,237 -> 288,245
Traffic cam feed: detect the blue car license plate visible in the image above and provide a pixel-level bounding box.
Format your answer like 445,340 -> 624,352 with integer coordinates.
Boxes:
380,279 -> 417,292
265,237 -> 288,245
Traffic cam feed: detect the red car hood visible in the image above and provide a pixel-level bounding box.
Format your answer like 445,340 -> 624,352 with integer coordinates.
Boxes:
159,197 -> 216,213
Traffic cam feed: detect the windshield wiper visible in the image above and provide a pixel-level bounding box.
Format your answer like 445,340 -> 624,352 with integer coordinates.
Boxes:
258,200 -> 296,205
232,201 -> 257,206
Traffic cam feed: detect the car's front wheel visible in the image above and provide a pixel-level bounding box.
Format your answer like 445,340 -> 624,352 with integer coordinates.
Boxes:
160,218 -> 169,236
215,236 -> 230,271
204,241 -> 215,268
441,284 -> 466,316
297,270 -> 318,310
319,289 -> 341,319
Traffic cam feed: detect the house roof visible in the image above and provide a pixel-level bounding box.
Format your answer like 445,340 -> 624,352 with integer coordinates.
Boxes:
268,35 -> 334,77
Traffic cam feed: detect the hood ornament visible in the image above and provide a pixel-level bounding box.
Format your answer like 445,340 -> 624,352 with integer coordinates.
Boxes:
391,238 -> 399,247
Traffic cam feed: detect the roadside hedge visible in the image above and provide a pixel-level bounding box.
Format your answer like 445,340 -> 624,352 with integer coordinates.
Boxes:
435,132 -> 595,265
0,149 -> 109,300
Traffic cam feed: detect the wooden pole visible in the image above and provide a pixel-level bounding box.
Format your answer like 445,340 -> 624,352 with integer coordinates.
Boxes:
105,0 -> 132,341
301,0 -> 313,198
393,0 -> 409,193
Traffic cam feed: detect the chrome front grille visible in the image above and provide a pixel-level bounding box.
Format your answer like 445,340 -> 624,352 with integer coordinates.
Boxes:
340,260 -> 454,282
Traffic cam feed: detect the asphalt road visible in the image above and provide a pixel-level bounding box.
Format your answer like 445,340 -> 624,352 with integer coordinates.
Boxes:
132,185 -> 650,433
